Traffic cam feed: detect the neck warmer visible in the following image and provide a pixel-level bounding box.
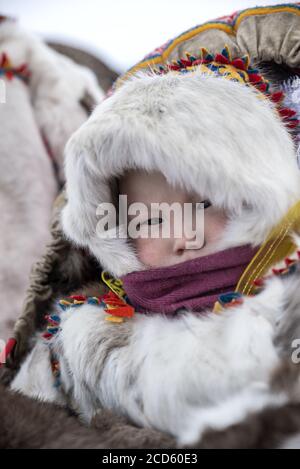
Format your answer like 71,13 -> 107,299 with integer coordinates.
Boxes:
121,244 -> 259,315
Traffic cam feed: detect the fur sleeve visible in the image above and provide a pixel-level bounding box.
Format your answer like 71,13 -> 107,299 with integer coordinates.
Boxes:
54,276 -> 287,445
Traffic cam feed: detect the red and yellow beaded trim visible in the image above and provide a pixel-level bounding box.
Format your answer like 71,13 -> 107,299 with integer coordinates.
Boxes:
153,45 -> 299,131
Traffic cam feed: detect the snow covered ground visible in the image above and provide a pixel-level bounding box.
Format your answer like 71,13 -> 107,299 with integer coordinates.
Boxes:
1,0 -> 297,72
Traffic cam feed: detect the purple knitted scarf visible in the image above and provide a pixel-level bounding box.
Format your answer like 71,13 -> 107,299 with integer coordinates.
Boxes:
121,244 -> 259,315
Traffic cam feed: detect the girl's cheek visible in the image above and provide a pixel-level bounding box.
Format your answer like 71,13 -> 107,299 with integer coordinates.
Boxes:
205,210 -> 228,241
135,238 -> 169,267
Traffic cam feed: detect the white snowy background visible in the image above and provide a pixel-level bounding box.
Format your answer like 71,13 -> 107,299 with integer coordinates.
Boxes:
0,0 -> 298,72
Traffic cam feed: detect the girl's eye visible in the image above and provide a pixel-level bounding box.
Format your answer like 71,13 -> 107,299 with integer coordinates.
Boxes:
202,200 -> 212,209
199,199 -> 211,209
146,217 -> 163,225
136,217 -> 163,229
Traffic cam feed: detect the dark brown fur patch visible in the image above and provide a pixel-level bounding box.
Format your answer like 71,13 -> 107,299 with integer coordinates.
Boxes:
0,384 -> 175,449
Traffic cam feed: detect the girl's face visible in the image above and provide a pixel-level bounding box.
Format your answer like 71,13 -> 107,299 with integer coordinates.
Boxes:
118,169 -> 228,268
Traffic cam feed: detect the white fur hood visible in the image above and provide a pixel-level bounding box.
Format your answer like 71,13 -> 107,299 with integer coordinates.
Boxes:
61,68 -> 300,277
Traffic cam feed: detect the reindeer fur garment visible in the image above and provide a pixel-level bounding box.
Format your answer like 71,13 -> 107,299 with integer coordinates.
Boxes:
8,13 -> 300,446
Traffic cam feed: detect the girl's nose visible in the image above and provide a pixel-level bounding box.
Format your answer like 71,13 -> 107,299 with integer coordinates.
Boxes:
173,233 -> 202,255
173,236 -> 187,255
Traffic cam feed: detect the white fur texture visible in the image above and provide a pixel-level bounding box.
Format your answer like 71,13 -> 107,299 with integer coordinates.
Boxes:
0,18 -> 103,339
11,266 -> 294,445
62,70 -> 300,277
0,77 -> 57,341
281,76 -> 300,169
10,48 -> 300,446
0,19 -> 104,182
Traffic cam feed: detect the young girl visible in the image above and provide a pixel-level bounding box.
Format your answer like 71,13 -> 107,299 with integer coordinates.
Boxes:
11,49 -> 300,446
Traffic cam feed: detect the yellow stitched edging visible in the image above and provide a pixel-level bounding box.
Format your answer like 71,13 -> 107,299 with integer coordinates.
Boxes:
115,3 -> 300,90
236,217 -> 290,295
135,23 -> 233,68
234,5 -> 300,30
240,220 -> 292,296
235,200 -> 300,296
116,23 -> 233,88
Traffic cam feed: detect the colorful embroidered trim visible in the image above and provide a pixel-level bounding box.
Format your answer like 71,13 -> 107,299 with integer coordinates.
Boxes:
43,274 -> 135,342
115,3 -> 300,89
44,275 -> 135,387
213,250 -> 300,313
100,271 -> 135,322
111,44 -> 299,133
0,52 -> 30,82
47,254 -> 300,385
235,200 -> 300,297
153,45 -> 299,132
156,45 -> 261,85
42,313 -> 61,340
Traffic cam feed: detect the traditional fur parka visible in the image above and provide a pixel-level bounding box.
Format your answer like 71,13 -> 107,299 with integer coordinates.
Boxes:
10,40 -> 300,448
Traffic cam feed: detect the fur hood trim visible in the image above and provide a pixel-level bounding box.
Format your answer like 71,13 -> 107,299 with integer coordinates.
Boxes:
62,67 -> 300,277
